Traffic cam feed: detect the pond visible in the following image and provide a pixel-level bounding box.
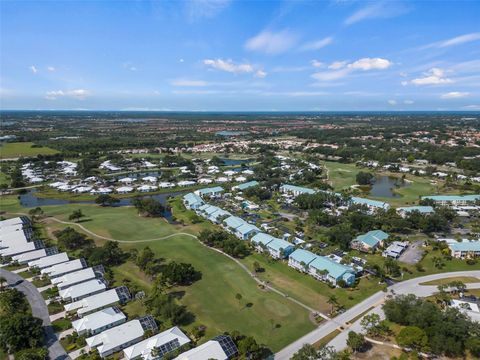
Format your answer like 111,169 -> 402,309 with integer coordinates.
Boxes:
368,176 -> 410,198
220,158 -> 253,166
18,189 -> 187,223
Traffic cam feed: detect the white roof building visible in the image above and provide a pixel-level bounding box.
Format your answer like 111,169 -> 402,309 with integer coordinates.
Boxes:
28,252 -> 69,269
52,267 -> 98,290
0,217 -> 28,228
72,307 -> 127,336
117,186 -> 134,193
59,279 -> 106,302
142,176 -> 157,183
175,340 -> 229,360
0,241 -> 41,257
41,258 -> 87,278
123,326 -> 191,360
11,248 -> 54,264
65,288 -> 121,317
86,319 -> 145,358
119,177 -> 136,184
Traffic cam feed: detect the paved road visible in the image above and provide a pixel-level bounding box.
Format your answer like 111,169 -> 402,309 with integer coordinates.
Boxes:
0,269 -> 70,360
275,270 -> 480,359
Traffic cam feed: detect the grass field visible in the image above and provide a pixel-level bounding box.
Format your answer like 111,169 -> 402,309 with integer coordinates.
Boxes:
0,142 -> 59,158
323,161 -> 451,206
0,198 -> 315,351
323,161 -> 360,190
240,253 -> 384,313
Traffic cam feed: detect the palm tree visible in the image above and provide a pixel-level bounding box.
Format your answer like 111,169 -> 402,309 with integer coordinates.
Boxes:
0,276 -> 6,291
327,295 -> 339,314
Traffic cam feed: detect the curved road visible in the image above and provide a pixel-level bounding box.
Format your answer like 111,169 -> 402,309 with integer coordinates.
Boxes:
0,269 -> 70,360
275,270 -> 480,359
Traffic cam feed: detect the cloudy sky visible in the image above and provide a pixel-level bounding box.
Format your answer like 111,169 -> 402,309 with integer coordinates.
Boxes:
1,0 -> 479,111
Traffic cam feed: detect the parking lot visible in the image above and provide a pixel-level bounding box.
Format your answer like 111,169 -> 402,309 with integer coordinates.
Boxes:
399,240 -> 424,264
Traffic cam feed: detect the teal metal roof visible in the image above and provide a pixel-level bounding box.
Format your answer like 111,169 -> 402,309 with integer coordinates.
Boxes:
235,181 -> 259,191
421,195 -> 480,202
309,256 -> 355,280
251,232 -> 276,246
355,230 -> 389,247
280,184 -> 316,195
289,249 -> 317,265
267,238 -> 294,253
202,205 -> 222,215
236,223 -> 260,236
449,241 -> 480,252
183,193 -> 204,206
208,209 -> 231,221
223,216 -> 246,229
197,186 -> 224,196
397,206 -> 434,214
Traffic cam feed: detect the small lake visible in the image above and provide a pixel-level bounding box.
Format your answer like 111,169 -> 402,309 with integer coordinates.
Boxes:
220,158 -> 253,166
18,189 -> 187,223
368,176 -> 410,198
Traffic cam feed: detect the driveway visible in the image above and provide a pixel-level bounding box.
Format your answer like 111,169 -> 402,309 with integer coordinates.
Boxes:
0,269 -> 70,360
275,270 -> 480,359
399,240 -> 424,264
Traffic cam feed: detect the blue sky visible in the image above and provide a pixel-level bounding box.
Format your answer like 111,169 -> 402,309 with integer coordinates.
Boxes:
1,0 -> 479,111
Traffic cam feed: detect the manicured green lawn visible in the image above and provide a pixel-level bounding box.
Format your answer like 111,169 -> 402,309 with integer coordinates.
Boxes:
323,161 -> 360,190
0,171 -> 10,185
120,237 -> 315,351
240,253 -> 384,313
0,142 -> 59,158
32,276 -> 51,287
52,318 -> 72,332
1,198 -> 314,351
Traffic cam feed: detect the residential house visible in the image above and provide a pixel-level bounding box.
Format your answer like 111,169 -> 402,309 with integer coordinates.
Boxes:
449,241 -> 480,259
123,326 -> 191,360
280,184 -> 315,197
72,307 -> 127,336
308,256 -> 356,286
421,194 -> 480,206
175,335 -> 237,360
86,316 -> 157,358
183,193 -> 204,210
59,279 -> 107,302
351,230 -> 389,252
396,206 -> 434,218
288,249 -> 318,272
28,252 -> 69,270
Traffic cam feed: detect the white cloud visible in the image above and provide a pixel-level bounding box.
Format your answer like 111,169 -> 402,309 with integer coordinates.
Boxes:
171,79 -> 208,87
404,100 -> 414,104
45,89 -> 90,100
203,59 -> 254,74
29,65 -> 38,74
344,2 -> 409,26
348,57 -> 392,70
185,0 -> 231,21
312,57 -> 392,82
47,66 -> 55,72
410,68 -> 453,85
425,32 -> 480,49
254,70 -> 267,78
123,62 -> 137,71
441,91 -> 469,99
300,37 -> 333,51
311,68 -> 350,81
245,29 -> 297,54
328,61 -> 347,70
388,99 -> 397,105
311,60 -> 324,68
179,59 -> 185,63
463,104 -> 480,110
